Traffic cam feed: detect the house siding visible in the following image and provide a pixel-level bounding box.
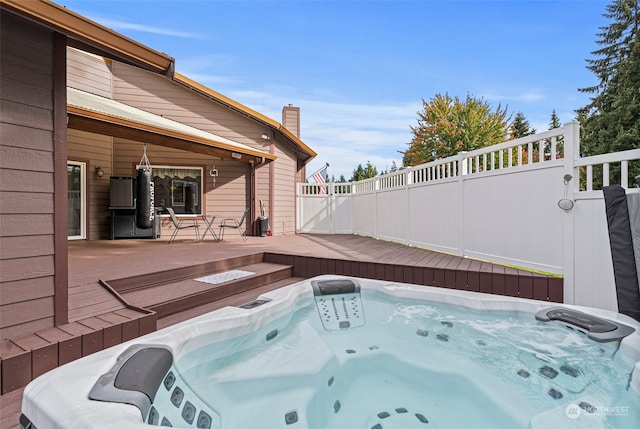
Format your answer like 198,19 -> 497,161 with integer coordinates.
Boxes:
112,62 -> 270,148
273,143 -> 297,235
0,12 -> 56,338
67,47 -> 112,97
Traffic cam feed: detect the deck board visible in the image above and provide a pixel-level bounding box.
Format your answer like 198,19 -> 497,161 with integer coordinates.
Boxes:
122,262 -> 290,308
156,277 -> 306,330
0,387 -> 23,429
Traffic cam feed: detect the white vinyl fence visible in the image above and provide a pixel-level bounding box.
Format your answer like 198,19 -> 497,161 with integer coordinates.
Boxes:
297,122 -> 640,311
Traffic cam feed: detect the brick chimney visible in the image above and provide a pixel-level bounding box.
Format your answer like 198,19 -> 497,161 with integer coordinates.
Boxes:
282,104 -> 300,138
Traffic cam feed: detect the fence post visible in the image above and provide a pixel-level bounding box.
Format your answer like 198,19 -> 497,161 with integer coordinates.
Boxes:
328,182 -> 333,234
562,122 -> 579,304
296,183 -> 302,233
404,168 -> 411,246
457,152 -> 468,257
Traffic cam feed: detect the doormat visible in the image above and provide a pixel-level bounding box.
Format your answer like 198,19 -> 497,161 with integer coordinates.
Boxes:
195,270 -> 255,285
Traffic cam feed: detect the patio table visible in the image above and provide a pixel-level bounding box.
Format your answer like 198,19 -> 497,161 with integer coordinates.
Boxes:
199,214 -> 219,242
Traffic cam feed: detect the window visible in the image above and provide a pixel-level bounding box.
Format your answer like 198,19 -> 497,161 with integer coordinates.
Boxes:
68,161 -> 86,239
149,166 -> 202,215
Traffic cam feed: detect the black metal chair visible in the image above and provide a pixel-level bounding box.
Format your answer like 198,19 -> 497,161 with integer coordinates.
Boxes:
166,207 -> 199,243
218,208 -> 249,241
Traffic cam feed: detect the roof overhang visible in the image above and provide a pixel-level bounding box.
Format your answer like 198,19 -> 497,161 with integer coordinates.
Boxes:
1,0 -> 315,163
0,0 -> 174,75
173,73 -> 317,162
67,88 -> 275,164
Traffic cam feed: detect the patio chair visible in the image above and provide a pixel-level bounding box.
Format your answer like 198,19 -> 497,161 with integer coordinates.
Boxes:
166,207 -> 200,244
218,208 -> 249,241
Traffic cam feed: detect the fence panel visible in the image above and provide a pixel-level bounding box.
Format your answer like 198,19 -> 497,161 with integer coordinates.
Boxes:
332,193 -> 353,234
462,164 -> 566,274
352,192 -> 377,236
573,195 -> 618,311
375,187 -> 409,244
407,179 -> 461,254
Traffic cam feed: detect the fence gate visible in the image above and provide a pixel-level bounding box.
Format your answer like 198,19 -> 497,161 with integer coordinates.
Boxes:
297,183 -> 353,234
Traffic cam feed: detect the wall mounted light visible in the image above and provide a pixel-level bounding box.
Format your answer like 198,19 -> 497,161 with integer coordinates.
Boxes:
209,164 -> 218,188
95,166 -> 104,178
231,152 -> 242,160
261,133 -> 271,140
558,198 -> 574,212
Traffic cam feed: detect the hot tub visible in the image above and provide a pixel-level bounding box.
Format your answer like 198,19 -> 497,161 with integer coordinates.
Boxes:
20,276 -> 640,429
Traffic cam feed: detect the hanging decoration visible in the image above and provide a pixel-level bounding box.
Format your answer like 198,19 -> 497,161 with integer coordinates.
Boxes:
136,144 -> 155,229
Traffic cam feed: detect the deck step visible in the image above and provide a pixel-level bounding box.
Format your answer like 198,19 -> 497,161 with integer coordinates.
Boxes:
105,253 -> 265,293
156,277 -> 305,329
122,262 -> 293,319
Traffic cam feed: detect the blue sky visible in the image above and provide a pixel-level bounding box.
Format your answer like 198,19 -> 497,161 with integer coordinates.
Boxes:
61,0 -> 609,180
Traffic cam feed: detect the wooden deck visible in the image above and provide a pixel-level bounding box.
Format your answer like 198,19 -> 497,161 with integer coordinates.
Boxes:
1,233 -> 563,428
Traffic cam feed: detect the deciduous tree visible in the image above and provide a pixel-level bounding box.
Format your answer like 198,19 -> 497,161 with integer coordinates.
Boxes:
402,93 -> 510,166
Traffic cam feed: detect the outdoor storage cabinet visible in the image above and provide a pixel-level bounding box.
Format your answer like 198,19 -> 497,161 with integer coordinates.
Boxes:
110,209 -> 161,239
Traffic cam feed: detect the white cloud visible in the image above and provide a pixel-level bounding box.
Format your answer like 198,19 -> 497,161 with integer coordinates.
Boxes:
88,16 -> 203,39
480,88 -> 546,104
516,91 -> 546,102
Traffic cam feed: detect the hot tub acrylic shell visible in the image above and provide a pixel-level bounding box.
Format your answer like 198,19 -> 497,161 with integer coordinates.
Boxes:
20,275 -> 640,429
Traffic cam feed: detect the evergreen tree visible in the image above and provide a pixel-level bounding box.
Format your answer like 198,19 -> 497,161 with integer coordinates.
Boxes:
507,112 -> 537,164
577,0 -> 640,187
402,93 -> 510,166
549,109 -> 561,129
350,161 -> 378,181
351,164 -> 364,182
546,109 -> 564,159
509,112 -> 536,139
363,161 -> 378,179
390,160 -> 398,173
